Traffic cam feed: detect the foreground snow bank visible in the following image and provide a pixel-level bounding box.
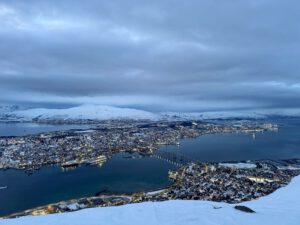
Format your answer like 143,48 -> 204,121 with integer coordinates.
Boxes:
2,175 -> 300,225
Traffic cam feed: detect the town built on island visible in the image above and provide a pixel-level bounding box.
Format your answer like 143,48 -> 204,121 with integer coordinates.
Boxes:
0,120 -> 278,171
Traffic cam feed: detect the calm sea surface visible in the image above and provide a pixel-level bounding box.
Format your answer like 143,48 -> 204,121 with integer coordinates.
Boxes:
160,118 -> 300,162
0,153 -> 175,216
0,118 -> 300,216
0,123 -> 92,137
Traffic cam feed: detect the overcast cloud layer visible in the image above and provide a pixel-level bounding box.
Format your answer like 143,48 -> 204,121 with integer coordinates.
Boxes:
0,0 -> 300,112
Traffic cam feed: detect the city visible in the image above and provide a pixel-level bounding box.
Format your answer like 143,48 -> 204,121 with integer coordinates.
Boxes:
1,1 -> 300,224
0,120 -> 290,218
3,158 -> 300,218
0,120 -> 278,172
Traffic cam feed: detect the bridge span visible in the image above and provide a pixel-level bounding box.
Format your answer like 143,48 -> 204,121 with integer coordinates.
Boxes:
151,151 -> 199,167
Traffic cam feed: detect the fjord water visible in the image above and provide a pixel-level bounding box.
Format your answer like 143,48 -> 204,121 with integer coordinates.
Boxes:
0,118 -> 300,216
0,123 -> 92,137
160,118 -> 300,162
0,153 -> 176,216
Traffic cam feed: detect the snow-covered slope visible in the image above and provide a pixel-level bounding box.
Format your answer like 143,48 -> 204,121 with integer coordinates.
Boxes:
2,105 -> 300,122
161,108 -> 300,120
2,175 -> 300,225
9,105 -> 159,121
161,111 -> 264,120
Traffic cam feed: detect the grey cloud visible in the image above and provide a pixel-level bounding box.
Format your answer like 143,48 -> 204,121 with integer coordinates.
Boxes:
0,0 -> 300,112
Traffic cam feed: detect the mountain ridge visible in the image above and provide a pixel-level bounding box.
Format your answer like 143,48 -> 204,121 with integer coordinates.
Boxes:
1,104 -> 300,122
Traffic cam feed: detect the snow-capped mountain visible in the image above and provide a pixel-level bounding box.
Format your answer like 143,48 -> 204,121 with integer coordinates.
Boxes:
0,105 -> 28,122
5,104 -> 159,121
1,104 -> 300,123
161,108 -> 300,121
160,111 -> 265,120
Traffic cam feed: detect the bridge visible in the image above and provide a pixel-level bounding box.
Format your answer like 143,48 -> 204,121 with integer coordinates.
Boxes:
151,151 -> 198,166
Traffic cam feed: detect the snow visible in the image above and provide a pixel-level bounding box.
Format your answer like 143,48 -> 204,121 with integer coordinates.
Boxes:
161,108 -> 300,120
219,163 -> 257,169
1,175 -> 300,225
161,111 -> 265,120
145,189 -> 167,196
2,104 -> 300,122
10,105 -> 159,121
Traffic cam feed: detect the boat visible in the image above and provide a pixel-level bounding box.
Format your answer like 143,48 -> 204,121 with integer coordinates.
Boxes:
0,186 -> 7,190
61,161 -> 79,168
88,155 -> 107,166
93,155 -> 107,165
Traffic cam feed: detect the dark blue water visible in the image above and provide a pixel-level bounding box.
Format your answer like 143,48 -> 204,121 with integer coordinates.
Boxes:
0,118 -> 300,216
159,118 -> 300,162
0,123 -> 92,137
0,153 -> 176,216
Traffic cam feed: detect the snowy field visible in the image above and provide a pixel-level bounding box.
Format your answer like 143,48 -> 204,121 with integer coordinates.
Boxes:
1,175 -> 300,225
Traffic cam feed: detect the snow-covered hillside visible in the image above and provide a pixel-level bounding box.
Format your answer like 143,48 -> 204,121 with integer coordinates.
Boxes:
6,105 -> 159,121
1,104 -> 300,122
161,108 -> 300,120
161,111 -> 264,120
1,175 -> 300,225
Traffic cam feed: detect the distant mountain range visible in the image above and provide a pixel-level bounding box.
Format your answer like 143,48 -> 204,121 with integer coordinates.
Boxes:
1,104 -> 300,122
0,105 -> 158,122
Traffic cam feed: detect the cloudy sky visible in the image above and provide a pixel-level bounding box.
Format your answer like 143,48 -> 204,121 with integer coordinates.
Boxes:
0,0 -> 299,112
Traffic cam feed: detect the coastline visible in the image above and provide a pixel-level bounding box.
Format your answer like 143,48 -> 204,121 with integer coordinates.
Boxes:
2,158 -> 299,219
